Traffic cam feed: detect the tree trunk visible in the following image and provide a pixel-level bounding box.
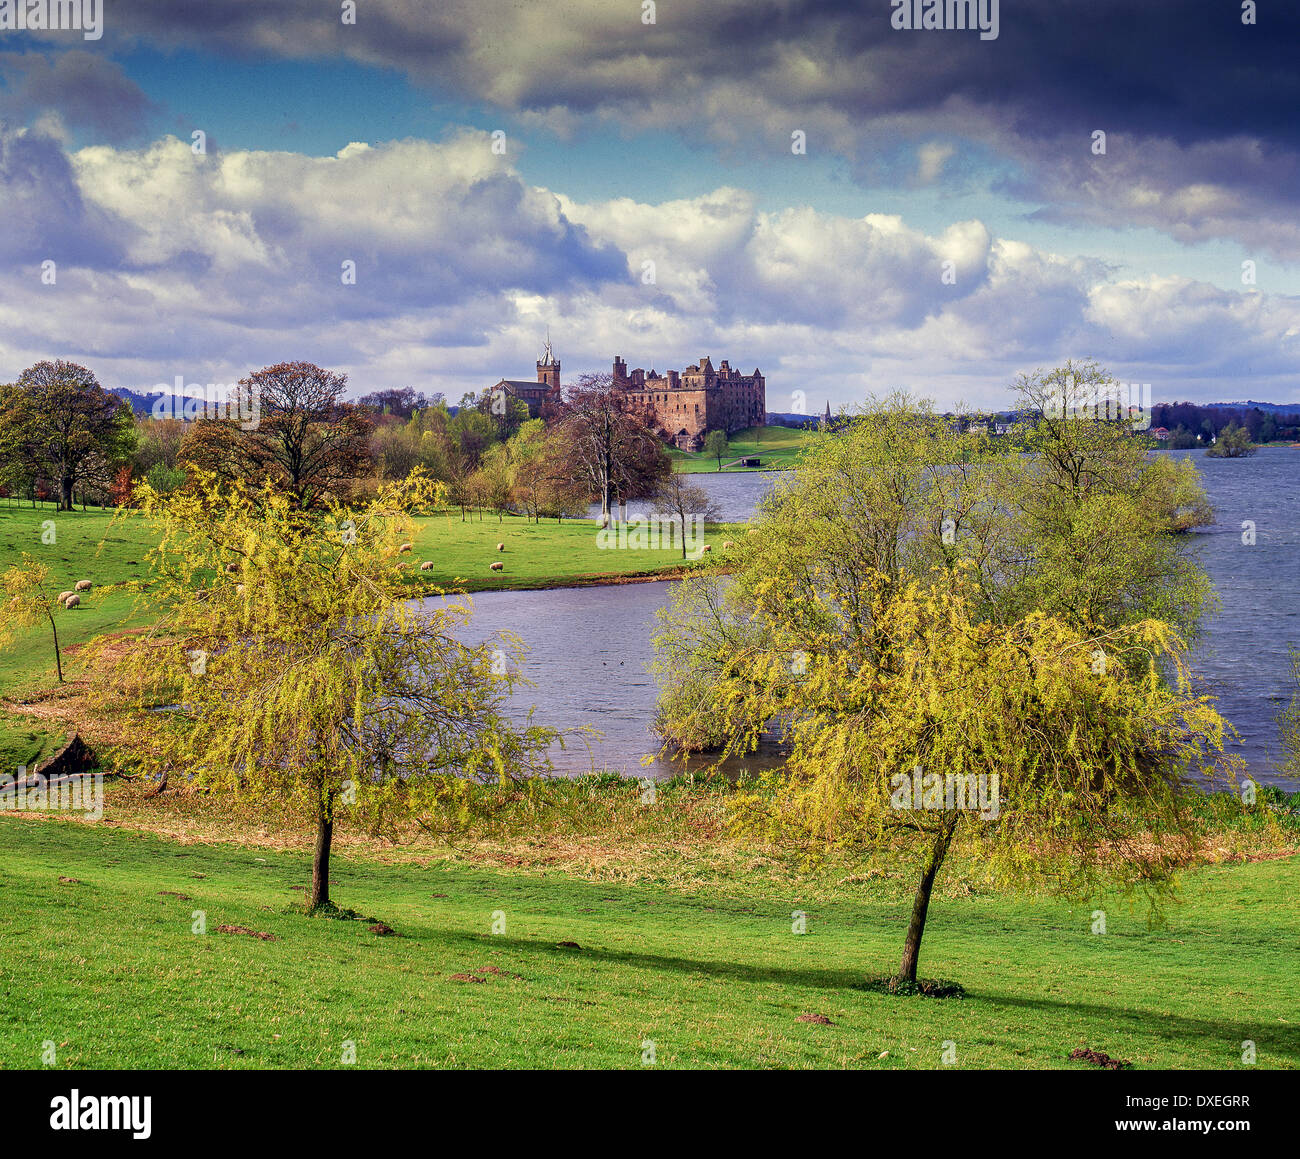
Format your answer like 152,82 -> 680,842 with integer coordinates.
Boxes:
61,475 -> 74,512
898,820 -> 957,983
47,611 -> 63,682
309,798 -> 334,910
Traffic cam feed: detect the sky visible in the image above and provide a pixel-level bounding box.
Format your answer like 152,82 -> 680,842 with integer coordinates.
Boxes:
1,0 -> 1298,411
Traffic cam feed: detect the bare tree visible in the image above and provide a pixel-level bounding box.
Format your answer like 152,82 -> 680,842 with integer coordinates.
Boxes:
551,373 -> 670,520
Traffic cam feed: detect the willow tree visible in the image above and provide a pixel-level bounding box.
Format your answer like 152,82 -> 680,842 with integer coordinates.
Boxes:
653,386 -> 1235,984
1,555 -> 68,682
90,470 -> 555,911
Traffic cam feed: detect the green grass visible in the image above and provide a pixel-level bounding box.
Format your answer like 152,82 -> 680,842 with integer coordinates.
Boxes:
672,424 -> 815,473
0,505 -> 157,697
0,504 -> 727,768
408,511 -> 735,592
0,814 -> 1295,1069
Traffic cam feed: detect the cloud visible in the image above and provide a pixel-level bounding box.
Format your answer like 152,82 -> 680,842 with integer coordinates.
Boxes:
94,1 -> 1300,257
2,129 -> 1297,409
0,51 -> 154,142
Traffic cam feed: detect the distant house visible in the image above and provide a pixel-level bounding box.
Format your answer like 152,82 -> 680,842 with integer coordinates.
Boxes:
993,423 -> 1012,436
1151,427 -> 1171,441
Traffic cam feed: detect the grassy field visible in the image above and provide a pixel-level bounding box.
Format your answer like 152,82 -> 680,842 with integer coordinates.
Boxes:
0,503 -> 728,770
0,811 -> 1295,1069
672,424 -> 814,473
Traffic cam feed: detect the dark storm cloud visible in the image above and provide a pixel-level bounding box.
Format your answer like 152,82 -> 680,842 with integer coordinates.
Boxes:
0,50 -> 155,141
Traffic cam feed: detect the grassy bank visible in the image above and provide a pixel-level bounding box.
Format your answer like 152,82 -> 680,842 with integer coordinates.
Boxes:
671,424 -> 813,473
0,808 -> 1295,1069
0,504 -> 730,765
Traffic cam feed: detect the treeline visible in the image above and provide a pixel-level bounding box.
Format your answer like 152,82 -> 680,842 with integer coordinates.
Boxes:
0,360 -> 671,518
1152,402 -> 1300,448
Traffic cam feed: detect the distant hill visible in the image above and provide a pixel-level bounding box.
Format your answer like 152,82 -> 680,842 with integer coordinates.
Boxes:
1200,401 -> 1300,414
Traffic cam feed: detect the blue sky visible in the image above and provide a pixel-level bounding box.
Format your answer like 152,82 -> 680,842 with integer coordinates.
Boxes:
1,1 -> 1298,408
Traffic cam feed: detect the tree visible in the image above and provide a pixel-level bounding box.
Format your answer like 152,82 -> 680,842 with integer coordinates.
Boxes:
1205,422 -> 1258,458
1279,647 -> 1300,780
708,564 -> 1235,983
551,374 -> 670,521
0,361 -> 135,511
652,472 -> 721,559
703,429 -> 729,470
1,555 -> 69,682
652,382 -> 1234,983
478,442 -> 516,522
88,471 -> 557,911
178,362 -> 373,509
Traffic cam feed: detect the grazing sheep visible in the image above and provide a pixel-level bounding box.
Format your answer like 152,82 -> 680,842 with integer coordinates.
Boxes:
398,542 -> 413,553
74,579 -> 93,592
63,594 -> 80,609
420,561 -> 434,571
496,542 -> 505,551
225,562 -> 239,574
721,541 -> 734,551
57,591 -> 74,605
701,544 -> 712,553
490,562 -> 504,571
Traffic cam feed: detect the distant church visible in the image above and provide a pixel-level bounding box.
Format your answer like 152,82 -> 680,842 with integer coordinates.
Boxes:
491,337 -> 767,451
490,334 -> 562,418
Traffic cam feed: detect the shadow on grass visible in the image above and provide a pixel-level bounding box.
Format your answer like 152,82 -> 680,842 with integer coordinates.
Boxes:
434,928 -> 1300,1064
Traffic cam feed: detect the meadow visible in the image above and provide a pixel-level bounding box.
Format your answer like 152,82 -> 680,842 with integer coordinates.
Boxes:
0,807 -> 1295,1069
0,502 -> 727,770
3,491 -> 1299,1072
670,424 -> 814,473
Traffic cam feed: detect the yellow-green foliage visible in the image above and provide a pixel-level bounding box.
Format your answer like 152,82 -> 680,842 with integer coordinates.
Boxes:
724,565 -> 1239,901
87,470 -> 557,842
654,383 -> 1239,922
1,553 -> 66,681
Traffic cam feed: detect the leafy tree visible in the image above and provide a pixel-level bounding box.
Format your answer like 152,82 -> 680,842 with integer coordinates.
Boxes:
1279,647 -> 1300,779
705,563 -> 1236,982
1205,422 -> 1258,458
1,555 -> 69,682
1168,424 -> 1197,450
89,471 -> 556,911
478,442 -> 516,522
653,381 -> 1234,983
0,361 -> 135,511
703,429 -> 729,470
178,362 -> 373,509
1009,362 -> 1213,638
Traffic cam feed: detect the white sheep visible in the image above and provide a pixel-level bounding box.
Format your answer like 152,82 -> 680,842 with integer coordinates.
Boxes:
490,562 -> 504,571
701,544 -> 712,553
57,591 -> 74,605
63,593 -> 80,609
721,541 -> 734,550
74,579 -> 93,592
496,542 -> 505,551
420,561 -> 434,571
398,542 -> 413,553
